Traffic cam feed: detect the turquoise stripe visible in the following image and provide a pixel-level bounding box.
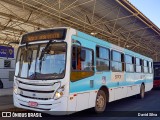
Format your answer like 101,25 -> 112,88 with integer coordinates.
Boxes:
70,79 -> 153,93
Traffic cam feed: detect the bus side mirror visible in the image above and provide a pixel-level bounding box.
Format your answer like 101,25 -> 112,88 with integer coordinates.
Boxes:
81,50 -> 86,61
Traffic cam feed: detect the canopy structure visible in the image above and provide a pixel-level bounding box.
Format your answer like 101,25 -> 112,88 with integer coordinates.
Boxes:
0,0 -> 160,61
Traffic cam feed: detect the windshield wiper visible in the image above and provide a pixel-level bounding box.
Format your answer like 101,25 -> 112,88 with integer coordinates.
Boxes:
39,40 -> 52,60
28,49 -> 33,70
39,40 -> 52,72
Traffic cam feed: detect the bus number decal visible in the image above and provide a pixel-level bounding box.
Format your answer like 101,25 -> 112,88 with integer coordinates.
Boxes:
115,75 -> 121,80
112,72 -> 124,82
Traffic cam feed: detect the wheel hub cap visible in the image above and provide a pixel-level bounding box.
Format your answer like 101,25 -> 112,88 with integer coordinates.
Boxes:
97,95 -> 104,108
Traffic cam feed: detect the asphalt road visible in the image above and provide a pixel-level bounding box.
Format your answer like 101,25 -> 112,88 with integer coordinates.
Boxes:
0,95 -> 14,111
1,88 -> 160,120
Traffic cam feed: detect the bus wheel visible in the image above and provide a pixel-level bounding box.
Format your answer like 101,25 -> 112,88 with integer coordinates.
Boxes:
139,84 -> 145,99
94,90 -> 107,113
0,80 -> 3,89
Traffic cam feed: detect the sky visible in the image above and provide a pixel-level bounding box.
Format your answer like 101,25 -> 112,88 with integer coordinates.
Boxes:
128,0 -> 160,28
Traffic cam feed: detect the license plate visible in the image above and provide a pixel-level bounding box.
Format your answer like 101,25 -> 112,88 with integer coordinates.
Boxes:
28,101 -> 38,107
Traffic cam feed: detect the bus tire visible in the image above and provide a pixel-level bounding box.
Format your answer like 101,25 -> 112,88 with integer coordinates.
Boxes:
138,84 -> 145,99
0,80 -> 3,89
94,90 -> 107,113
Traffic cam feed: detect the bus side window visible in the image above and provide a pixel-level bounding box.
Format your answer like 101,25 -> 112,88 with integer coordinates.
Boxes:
140,59 -> 144,73
125,54 -> 134,72
111,50 -> 124,72
71,46 -> 94,82
149,61 -> 152,73
121,54 -> 125,71
144,60 -> 149,73
135,58 -> 142,73
96,46 -> 110,71
72,46 -> 81,70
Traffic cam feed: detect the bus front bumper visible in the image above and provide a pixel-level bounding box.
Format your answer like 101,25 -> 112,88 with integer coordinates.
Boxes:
13,93 -> 69,115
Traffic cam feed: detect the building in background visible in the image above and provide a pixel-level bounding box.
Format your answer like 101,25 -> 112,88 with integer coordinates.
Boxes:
0,45 -> 17,89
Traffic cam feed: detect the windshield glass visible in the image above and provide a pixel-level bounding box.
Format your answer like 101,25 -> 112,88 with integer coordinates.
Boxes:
15,42 -> 66,80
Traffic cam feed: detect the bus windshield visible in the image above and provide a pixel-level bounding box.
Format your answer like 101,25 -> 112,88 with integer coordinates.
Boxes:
15,42 -> 66,80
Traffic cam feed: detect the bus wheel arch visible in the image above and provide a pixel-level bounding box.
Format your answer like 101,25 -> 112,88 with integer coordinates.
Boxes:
138,83 -> 145,99
94,86 -> 109,113
0,80 -> 3,89
100,86 -> 109,99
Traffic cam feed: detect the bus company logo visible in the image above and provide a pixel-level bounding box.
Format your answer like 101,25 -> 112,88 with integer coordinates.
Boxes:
32,93 -> 36,97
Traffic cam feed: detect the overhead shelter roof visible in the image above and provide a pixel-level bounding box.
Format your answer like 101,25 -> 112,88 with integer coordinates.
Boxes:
0,0 -> 160,61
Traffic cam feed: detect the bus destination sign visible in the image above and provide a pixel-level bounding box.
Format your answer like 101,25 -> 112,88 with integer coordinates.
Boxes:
21,28 -> 67,44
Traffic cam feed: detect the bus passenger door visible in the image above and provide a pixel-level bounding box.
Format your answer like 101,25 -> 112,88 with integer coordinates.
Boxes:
69,45 -> 95,111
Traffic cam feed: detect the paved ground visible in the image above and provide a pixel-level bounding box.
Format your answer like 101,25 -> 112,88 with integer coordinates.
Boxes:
0,95 -> 14,111
0,88 -> 13,96
0,88 -> 160,120
0,88 -> 13,111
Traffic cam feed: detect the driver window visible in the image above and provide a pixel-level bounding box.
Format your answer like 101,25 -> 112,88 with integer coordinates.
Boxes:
71,45 -> 94,82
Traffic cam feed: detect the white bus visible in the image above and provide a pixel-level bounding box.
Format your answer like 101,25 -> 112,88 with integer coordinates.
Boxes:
13,27 -> 153,115
0,45 -> 16,89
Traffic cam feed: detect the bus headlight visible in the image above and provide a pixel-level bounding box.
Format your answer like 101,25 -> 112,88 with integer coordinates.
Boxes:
54,86 -> 64,100
13,85 -> 20,95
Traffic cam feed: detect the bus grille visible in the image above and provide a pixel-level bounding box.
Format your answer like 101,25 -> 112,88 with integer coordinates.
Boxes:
19,94 -> 51,100
16,80 -> 59,100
